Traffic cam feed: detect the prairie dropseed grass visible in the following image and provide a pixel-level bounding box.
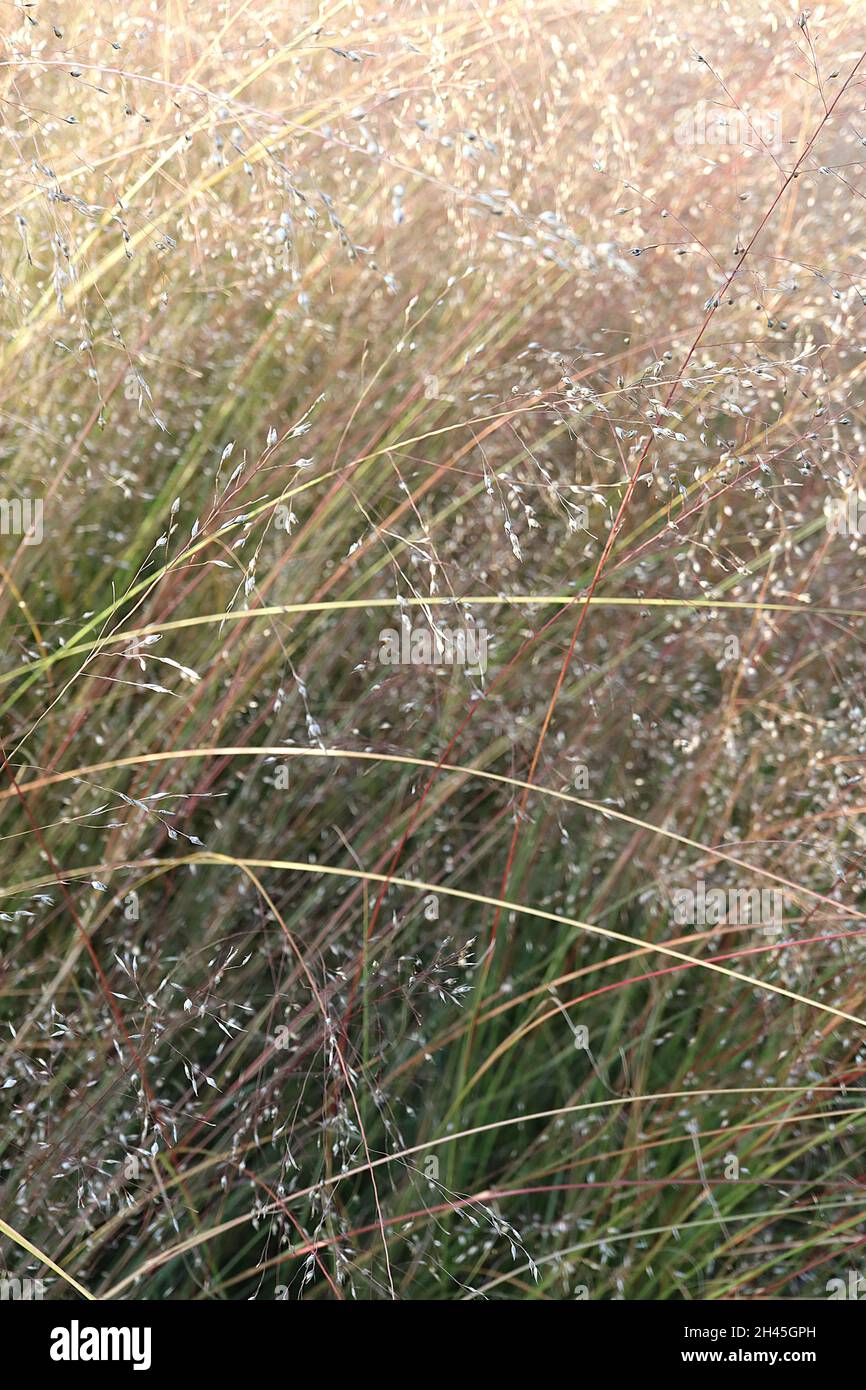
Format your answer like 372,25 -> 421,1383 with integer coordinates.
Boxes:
1,0 -> 866,1304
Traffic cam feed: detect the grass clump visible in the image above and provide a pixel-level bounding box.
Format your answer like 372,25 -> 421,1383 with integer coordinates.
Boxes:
1,0 -> 866,1301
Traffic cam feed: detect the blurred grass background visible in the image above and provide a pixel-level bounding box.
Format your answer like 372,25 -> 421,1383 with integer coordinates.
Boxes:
1,0 -> 866,1300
